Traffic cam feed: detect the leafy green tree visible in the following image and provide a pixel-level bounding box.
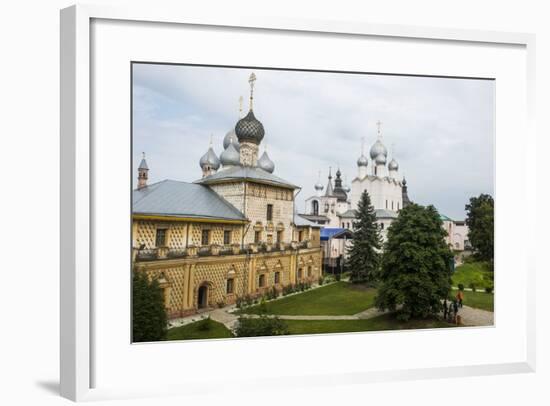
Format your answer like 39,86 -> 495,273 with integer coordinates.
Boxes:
465,194 -> 494,262
347,190 -> 381,284
132,271 -> 167,342
375,204 -> 453,321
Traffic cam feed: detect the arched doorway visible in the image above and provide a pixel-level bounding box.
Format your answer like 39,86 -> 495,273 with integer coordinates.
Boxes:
197,284 -> 209,309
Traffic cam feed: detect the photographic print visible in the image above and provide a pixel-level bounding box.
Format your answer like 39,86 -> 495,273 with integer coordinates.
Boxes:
131,63 -> 494,342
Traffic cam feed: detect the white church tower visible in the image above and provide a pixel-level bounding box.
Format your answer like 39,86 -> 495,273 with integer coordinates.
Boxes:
350,121 -> 405,240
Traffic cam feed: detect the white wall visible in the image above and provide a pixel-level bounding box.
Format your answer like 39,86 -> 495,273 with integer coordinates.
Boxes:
351,175 -> 403,212
1,1 -> 548,406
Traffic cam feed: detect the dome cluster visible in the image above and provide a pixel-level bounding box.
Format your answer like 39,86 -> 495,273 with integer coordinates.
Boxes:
199,72 -> 276,175
355,124 -> 399,174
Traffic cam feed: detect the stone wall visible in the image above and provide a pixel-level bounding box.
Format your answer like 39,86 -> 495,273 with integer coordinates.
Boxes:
133,219 -> 244,249
210,181 -> 295,245
136,247 -> 323,319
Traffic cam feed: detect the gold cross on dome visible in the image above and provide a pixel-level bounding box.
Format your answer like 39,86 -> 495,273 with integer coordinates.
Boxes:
248,73 -> 257,110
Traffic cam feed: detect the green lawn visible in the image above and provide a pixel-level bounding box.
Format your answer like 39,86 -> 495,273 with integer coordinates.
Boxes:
451,289 -> 494,312
284,314 -> 456,335
240,282 -> 377,316
166,318 -> 233,341
452,261 -> 493,289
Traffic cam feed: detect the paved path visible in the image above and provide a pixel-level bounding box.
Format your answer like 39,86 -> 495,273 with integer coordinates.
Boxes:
455,305 -> 494,326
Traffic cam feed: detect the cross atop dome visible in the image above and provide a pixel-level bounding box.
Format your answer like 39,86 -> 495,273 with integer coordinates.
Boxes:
248,72 -> 257,110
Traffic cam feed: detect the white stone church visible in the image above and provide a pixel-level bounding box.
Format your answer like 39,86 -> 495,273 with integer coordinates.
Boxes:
299,122 -> 468,263
302,122 -> 411,240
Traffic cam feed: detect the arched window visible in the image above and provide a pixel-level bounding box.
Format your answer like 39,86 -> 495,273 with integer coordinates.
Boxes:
312,200 -> 319,216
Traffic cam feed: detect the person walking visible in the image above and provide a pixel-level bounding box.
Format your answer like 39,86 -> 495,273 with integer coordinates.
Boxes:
443,299 -> 448,320
457,290 -> 464,308
452,299 -> 459,324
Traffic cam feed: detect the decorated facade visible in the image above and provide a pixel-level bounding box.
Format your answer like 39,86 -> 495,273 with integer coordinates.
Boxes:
132,73 -> 323,319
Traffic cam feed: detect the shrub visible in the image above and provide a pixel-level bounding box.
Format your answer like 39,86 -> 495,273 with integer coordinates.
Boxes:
458,283 -> 465,291
485,286 -> 494,294
335,273 -> 341,282
235,315 -> 289,337
235,296 -> 243,308
318,276 -> 324,286
469,283 -> 476,292
258,297 -> 268,314
197,316 -> 213,332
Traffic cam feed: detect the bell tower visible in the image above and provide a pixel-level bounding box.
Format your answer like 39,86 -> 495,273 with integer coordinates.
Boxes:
137,152 -> 149,189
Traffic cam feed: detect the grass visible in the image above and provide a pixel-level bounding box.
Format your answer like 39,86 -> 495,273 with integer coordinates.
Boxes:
166,318 -> 233,341
284,314 -> 456,335
452,261 -> 493,289
240,282 -> 377,316
450,289 -> 494,312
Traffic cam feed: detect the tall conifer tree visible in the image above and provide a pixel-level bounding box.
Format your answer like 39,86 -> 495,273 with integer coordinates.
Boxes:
132,271 -> 168,342
347,190 -> 381,284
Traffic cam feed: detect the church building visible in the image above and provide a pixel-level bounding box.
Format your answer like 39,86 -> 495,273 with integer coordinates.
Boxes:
302,122 -> 409,242
132,73 -> 323,319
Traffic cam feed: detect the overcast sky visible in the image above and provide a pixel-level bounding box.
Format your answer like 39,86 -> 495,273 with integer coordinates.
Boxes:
132,63 -> 494,220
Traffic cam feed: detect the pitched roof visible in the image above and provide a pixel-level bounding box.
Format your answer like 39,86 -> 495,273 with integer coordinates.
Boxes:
294,214 -> 322,228
339,209 -> 357,219
194,166 -> 298,189
138,158 -> 148,170
439,213 -> 453,222
374,209 -> 398,219
298,214 -> 330,223
133,180 -> 246,222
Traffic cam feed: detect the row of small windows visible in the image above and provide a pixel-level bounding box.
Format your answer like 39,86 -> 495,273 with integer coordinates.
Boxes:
153,228 -> 235,248
227,267 -> 313,293
201,229 -> 233,246
385,200 -> 400,211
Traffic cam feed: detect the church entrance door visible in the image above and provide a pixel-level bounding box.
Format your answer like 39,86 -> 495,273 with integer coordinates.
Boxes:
198,285 -> 208,309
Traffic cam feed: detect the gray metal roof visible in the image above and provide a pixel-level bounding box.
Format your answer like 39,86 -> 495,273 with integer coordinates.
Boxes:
294,214 -> 322,228
138,158 -> 148,170
299,214 -> 330,223
133,180 -> 246,222
195,165 -> 298,189
339,209 -> 357,219
375,209 -> 398,219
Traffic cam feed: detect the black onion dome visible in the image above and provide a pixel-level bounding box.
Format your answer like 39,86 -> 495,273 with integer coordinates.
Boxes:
235,110 -> 265,144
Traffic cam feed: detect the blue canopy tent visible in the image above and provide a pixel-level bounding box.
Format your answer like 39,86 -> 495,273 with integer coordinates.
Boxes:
320,227 -> 353,241
321,228 -> 353,274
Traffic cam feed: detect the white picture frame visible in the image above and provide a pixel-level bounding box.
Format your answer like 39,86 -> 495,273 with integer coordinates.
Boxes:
60,4 -> 536,402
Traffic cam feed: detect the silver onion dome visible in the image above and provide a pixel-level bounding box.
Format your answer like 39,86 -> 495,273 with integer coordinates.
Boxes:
223,129 -> 240,151
357,154 -> 368,167
199,147 -> 220,170
314,182 -> 324,191
370,139 -> 388,159
257,151 -> 275,173
220,142 -> 240,167
388,158 -> 399,171
235,110 -> 265,145
375,153 -> 387,165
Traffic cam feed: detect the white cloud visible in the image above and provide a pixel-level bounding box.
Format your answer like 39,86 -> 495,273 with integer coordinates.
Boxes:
133,63 -> 494,219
